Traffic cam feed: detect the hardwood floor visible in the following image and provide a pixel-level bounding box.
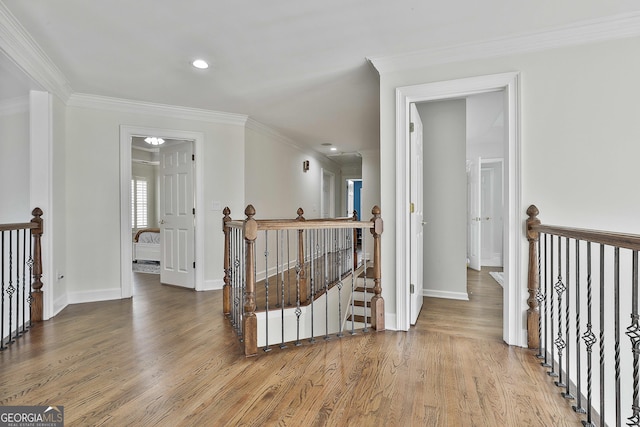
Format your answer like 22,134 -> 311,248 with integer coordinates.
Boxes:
0,269 -> 584,426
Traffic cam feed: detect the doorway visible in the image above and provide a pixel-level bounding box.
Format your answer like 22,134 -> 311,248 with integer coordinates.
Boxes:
395,72 -> 522,345
119,126 -> 205,297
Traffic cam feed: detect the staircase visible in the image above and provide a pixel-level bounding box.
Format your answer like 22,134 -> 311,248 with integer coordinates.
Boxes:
347,267 -> 375,328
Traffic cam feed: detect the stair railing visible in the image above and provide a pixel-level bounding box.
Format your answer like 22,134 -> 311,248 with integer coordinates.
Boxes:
223,205 -> 383,357
1,208 -> 44,350
527,204 -> 640,426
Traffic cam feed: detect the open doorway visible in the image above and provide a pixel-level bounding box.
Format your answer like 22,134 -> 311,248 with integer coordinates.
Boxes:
396,72 -> 522,345
130,137 -> 196,289
119,126 -> 206,298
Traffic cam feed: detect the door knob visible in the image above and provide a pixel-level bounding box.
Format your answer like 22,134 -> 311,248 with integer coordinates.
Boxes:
159,219 -> 165,224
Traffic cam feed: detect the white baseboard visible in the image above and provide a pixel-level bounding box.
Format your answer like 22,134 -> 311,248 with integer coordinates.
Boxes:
200,279 -> 223,291
385,312 -> 398,331
67,288 -> 122,304
53,293 -> 68,316
423,289 -> 469,301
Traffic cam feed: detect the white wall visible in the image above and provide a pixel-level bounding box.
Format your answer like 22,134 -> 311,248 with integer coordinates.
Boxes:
379,36 -> 640,333
64,104 -> 245,301
417,100 -> 468,298
244,123 -> 341,220
0,100 -> 29,222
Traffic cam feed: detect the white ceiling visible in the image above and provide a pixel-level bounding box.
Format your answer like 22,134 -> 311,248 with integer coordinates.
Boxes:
3,1 -> 640,155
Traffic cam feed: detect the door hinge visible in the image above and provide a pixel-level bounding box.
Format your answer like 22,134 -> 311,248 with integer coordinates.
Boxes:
409,122 -> 414,133
192,207 -> 195,215
193,261 -> 196,268
410,202 -> 415,213
192,154 -> 195,161
410,283 -> 415,294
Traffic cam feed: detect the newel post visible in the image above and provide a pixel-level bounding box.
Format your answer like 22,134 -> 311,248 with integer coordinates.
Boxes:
526,205 -> 541,349
370,206 -> 385,331
222,207 -> 231,316
243,205 -> 258,357
296,208 -> 308,305
30,207 -> 44,322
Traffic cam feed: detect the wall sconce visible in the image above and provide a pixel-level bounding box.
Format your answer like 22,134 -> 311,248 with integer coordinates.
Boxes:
302,160 -> 310,173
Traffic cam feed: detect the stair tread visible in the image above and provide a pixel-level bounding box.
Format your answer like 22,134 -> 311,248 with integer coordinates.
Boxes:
347,314 -> 371,323
354,286 -> 375,293
353,300 -> 371,307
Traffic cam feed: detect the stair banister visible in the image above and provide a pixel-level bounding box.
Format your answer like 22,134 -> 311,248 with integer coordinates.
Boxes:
243,205 -> 258,357
370,206 -> 384,331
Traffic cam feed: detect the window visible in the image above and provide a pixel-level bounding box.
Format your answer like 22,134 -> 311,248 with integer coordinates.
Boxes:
131,177 -> 148,229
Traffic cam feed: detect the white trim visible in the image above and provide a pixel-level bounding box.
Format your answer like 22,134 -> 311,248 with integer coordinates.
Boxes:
0,3 -> 72,101
29,90 -> 54,320
71,93 -> 248,125
320,168 -> 336,218
369,11 -> 640,74
202,279 -> 224,291
120,126 -> 206,297
67,288 -> 122,305
423,290 -> 469,301
394,72 -> 522,346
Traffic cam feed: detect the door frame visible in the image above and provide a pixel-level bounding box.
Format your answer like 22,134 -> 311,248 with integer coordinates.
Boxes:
320,168 -> 335,218
395,72 -> 522,345
119,125 -> 205,297
480,158 -> 504,267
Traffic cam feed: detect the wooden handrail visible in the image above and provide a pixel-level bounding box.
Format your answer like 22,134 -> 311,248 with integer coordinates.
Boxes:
526,204 -> 640,348
222,204 -> 383,356
530,224 -> 640,252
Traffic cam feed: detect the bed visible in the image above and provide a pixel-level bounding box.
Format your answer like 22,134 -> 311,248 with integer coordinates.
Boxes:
133,228 -> 161,262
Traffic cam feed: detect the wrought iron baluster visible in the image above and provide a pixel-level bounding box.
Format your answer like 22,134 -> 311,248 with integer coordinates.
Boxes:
309,229 -> 316,343
563,237 -> 574,399
582,242 -> 596,427
614,247 -> 621,427
554,235 -> 566,387
573,239 -> 586,414
279,230 -> 287,349
336,229 -> 344,338
600,244 -> 606,427
549,236 -> 557,377
349,229 -> 356,335
536,234 -> 545,359
627,250 -> 640,426
362,227 -> 368,332
542,234 -> 551,367
21,229 -> 27,335
324,228 -> 330,340
1,231 -> 5,350
7,230 -> 14,345
263,231 -> 271,352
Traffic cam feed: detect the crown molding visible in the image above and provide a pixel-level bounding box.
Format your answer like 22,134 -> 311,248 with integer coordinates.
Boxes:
0,2 -> 73,101
0,95 -> 28,116
68,93 -> 248,126
368,11 -> 640,74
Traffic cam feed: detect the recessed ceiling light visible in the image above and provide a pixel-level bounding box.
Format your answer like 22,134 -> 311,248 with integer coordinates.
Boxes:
330,147 -> 337,151
321,143 -> 332,146
192,59 -> 209,69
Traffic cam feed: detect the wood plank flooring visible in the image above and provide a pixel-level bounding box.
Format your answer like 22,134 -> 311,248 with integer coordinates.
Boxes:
0,268 -> 584,426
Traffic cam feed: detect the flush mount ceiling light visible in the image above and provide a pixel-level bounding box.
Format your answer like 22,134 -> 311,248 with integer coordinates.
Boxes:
192,59 -> 209,69
330,147 -> 337,151
144,137 -> 165,145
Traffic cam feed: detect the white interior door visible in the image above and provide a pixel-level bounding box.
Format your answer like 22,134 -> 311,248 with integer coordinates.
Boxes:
409,103 -> 424,325
159,141 -> 195,288
468,157 -> 481,271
